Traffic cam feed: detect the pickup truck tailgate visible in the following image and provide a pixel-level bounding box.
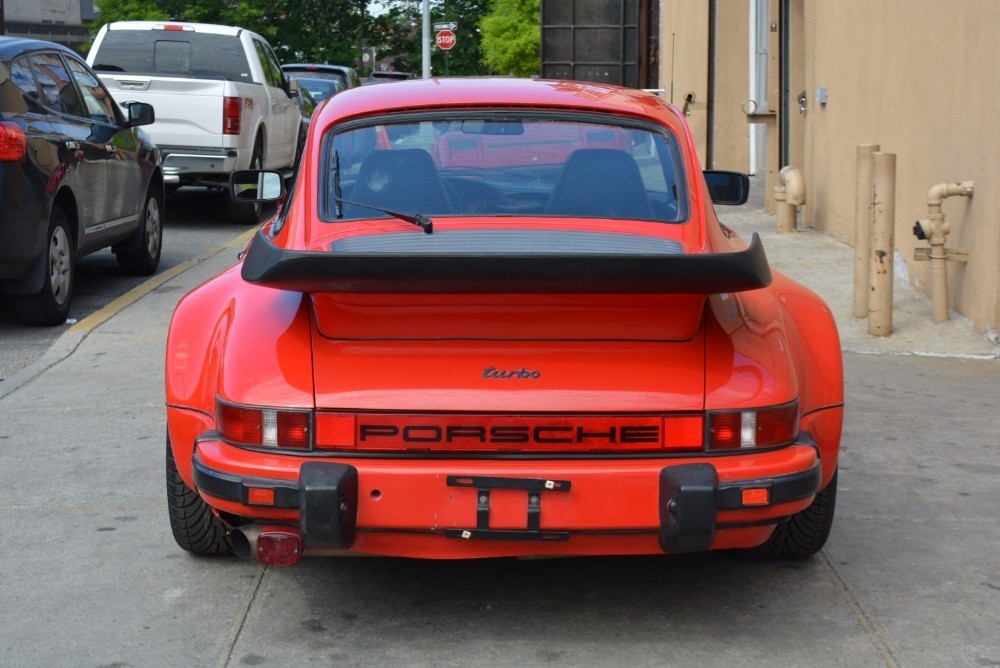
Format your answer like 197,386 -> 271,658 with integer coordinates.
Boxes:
100,75 -> 228,148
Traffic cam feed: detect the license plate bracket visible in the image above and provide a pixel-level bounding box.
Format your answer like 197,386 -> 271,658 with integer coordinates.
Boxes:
445,475 -> 571,541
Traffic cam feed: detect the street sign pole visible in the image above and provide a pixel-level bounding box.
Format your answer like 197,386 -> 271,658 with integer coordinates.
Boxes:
421,0 -> 431,78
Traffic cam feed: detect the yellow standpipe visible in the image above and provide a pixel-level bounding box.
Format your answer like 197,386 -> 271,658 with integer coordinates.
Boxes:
913,181 -> 974,323
774,166 -> 805,234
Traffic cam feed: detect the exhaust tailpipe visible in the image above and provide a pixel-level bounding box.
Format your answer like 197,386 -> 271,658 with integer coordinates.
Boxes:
230,525 -> 262,560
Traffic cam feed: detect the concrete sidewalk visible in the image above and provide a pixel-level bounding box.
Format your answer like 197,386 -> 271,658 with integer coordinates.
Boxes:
718,182 -> 1000,359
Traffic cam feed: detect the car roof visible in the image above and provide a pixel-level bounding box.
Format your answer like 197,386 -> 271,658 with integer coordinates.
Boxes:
283,64 -> 357,76
102,21 -> 246,36
0,36 -> 78,58
316,77 -> 681,126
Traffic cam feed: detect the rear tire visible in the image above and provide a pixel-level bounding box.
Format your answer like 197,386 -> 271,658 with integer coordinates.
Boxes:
226,141 -> 263,225
14,206 -> 74,326
747,470 -> 838,559
166,437 -> 232,555
116,185 -> 163,275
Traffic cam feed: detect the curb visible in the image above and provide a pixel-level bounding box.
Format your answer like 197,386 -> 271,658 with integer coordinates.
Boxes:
0,228 -> 256,401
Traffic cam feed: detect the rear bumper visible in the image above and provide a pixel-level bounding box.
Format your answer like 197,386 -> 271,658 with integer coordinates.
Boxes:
159,146 -> 241,185
191,436 -> 824,558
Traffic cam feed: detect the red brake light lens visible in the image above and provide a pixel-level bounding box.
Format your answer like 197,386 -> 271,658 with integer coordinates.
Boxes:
708,402 -> 799,450
0,122 -> 27,162
223,97 -> 242,135
217,400 -> 312,449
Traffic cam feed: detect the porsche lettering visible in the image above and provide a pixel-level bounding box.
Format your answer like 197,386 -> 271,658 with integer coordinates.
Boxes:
358,423 -> 660,445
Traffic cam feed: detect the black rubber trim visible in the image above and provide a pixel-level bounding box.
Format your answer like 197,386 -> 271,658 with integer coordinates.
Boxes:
715,462 -> 822,510
192,458 -> 299,509
240,226 -> 771,294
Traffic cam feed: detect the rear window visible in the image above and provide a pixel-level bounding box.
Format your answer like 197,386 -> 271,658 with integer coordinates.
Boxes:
323,113 -> 689,224
284,68 -> 348,88
91,30 -> 252,81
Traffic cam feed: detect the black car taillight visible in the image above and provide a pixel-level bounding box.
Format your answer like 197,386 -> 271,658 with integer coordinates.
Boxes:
216,399 -> 312,449
223,97 -> 242,135
707,402 -> 799,450
0,122 -> 27,162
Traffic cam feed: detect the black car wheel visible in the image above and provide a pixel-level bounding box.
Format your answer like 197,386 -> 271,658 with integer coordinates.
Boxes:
746,469 -> 838,559
166,436 -> 233,556
116,185 -> 163,275
226,142 -> 263,225
14,206 -> 74,326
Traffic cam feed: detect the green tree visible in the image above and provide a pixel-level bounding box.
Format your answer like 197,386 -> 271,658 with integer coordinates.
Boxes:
90,0 -> 168,34
371,0 -> 491,77
479,0 -> 539,77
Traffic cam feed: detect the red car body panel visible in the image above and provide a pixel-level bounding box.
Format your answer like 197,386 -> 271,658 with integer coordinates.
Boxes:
165,78 -> 843,562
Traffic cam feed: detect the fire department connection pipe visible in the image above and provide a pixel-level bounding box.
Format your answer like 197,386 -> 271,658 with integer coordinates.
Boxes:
916,181 -> 974,323
773,166 -> 805,234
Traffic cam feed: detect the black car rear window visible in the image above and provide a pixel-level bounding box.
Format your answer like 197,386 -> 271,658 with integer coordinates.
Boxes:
91,30 -> 252,81
284,68 -> 347,88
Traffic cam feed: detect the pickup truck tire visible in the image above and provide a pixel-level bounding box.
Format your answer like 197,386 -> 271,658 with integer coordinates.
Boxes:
116,185 -> 163,275
14,206 -> 74,326
226,141 -> 263,225
166,437 -> 233,555
747,469 -> 837,559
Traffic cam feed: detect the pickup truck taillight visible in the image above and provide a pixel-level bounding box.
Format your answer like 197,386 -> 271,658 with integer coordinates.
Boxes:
707,402 -> 799,450
0,122 -> 27,162
223,97 -> 242,135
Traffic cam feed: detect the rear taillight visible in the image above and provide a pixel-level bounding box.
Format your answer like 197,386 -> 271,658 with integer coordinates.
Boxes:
223,97 -> 242,135
216,400 -> 311,449
707,402 -> 799,450
0,122 -> 27,162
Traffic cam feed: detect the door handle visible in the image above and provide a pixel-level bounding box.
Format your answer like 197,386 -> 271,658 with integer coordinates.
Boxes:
64,141 -> 81,150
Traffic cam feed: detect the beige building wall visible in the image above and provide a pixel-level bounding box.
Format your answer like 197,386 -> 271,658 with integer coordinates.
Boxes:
661,0 -> 1000,335
659,2 -> 710,163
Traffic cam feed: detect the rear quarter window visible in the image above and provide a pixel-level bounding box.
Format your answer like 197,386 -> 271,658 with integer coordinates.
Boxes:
91,30 -> 252,81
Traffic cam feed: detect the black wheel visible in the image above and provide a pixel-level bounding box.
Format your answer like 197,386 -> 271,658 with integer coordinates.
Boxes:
14,206 -> 74,326
747,470 -> 837,559
166,436 -> 232,555
116,185 -> 163,275
226,141 -> 263,225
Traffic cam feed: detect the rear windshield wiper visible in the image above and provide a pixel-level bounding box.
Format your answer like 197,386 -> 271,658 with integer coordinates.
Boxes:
333,197 -> 434,234
331,150 -> 433,234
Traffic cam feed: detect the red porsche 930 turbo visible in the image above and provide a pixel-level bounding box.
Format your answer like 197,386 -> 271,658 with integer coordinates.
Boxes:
165,78 -> 843,566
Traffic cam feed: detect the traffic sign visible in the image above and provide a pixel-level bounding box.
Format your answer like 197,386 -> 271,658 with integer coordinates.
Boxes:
434,22 -> 457,31
435,29 -> 456,51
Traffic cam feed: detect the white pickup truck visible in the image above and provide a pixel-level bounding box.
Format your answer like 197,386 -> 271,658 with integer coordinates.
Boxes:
87,21 -> 302,223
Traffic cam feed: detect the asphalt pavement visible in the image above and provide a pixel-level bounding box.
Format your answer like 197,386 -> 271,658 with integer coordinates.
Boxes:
0,187 -> 998,667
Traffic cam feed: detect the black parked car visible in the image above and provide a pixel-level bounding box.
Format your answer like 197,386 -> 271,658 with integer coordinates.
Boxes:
0,37 -> 161,326
280,63 -> 361,90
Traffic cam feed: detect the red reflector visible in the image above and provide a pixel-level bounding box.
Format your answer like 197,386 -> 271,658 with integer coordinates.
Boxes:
662,415 -> 704,450
0,122 -> 27,162
217,403 -> 262,445
315,413 -> 357,450
223,97 -> 242,135
256,527 -> 301,566
741,488 -> 770,506
247,487 -> 275,506
277,411 -> 311,449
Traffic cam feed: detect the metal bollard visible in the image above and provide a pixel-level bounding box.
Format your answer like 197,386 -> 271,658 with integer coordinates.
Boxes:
868,152 -> 896,336
853,144 -> 880,318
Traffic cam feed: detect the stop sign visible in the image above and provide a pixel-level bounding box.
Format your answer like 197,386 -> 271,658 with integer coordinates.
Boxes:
435,29 -> 456,51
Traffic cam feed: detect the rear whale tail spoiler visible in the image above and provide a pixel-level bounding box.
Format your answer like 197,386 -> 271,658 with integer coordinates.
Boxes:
240,228 -> 772,294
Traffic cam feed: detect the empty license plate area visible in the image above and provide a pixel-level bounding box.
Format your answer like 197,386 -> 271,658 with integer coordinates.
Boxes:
445,475 -> 572,541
